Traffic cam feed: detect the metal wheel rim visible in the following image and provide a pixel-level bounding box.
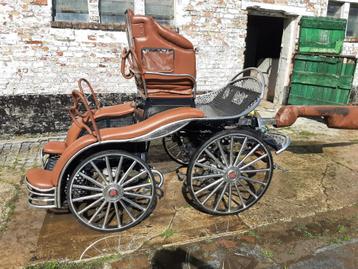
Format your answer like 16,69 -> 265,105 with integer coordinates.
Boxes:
188,132 -> 273,215
68,151 -> 156,232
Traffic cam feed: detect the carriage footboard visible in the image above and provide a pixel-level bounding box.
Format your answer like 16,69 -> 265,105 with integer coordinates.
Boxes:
263,132 -> 291,154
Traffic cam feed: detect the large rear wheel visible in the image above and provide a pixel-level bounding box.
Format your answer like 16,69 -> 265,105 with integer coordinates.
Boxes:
186,130 -> 273,215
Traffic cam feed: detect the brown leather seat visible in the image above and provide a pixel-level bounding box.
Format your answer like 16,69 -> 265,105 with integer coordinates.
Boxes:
42,121 -> 81,155
26,168 -> 56,188
100,107 -> 204,140
43,141 -> 67,155
43,102 -> 135,155
94,102 -> 135,120
124,9 -> 196,99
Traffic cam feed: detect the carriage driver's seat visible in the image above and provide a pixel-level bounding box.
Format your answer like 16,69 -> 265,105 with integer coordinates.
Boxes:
123,9 -> 196,99
42,10 -> 197,157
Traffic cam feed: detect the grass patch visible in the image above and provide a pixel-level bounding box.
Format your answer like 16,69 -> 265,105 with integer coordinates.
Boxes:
337,224 -> 347,234
303,230 -> 315,239
329,234 -> 352,245
160,228 -> 175,239
296,130 -> 316,138
261,249 -> 274,259
293,224 -> 318,239
27,260 -> 102,269
328,224 -> 352,245
0,183 -> 20,233
26,254 -> 120,269
247,230 -> 260,239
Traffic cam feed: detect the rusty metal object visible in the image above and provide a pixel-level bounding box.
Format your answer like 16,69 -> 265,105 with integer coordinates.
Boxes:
275,105 -> 358,129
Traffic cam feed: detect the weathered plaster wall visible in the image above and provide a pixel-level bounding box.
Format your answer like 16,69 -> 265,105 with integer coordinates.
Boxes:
0,0 -> 357,134
242,0 -> 328,16
0,0 -> 133,96
342,42 -> 358,103
0,0 -> 245,97
0,0 -> 248,134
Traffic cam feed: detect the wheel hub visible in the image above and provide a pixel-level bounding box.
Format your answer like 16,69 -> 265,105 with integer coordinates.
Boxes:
103,184 -> 123,202
224,167 -> 241,183
109,189 -> 118,197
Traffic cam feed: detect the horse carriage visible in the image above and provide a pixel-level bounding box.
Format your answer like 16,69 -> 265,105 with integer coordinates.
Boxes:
25,9 -> 290,232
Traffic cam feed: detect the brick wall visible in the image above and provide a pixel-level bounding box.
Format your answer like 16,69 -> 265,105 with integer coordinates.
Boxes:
343,42 -> 358,103
0,0 -> 245,97
0,0 -> 357,134
0,1 -> 133,96
0,0 -> 247,135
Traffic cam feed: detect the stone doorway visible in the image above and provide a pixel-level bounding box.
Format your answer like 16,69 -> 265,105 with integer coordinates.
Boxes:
244,12 -> 297,104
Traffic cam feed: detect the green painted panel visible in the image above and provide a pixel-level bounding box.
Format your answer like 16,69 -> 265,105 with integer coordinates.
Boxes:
288,54 -> 356,105
299,16 -> 347,54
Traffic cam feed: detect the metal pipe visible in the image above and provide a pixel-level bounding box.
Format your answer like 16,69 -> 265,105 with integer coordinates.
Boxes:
275,105 -> 358,129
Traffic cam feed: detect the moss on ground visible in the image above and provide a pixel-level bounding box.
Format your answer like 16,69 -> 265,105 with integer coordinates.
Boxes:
26,254 -> 121,269
0,169 -> 20,233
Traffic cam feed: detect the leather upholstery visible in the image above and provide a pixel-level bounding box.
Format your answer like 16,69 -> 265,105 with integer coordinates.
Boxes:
42,121 -> 82,155
94,102 -> 135,119
43,141 -> 67,155
42,102 -> 135,155
99,107 -> 204,140
30,107 -> 204,188
26,168 -> 56,188
125,9 -> 196,99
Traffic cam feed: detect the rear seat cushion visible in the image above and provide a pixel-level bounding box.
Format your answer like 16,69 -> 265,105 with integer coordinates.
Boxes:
43,141 -> 66,155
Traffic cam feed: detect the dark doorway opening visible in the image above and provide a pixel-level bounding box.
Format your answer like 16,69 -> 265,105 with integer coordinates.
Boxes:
244,15 -> 284,68
244,15 -> 284,101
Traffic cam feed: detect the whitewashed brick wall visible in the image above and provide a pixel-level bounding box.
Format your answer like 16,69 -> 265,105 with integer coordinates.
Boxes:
0,1 -> 134,96
0,0 -> 247,96
343,43 -> 358,87
0,0 -> 357,96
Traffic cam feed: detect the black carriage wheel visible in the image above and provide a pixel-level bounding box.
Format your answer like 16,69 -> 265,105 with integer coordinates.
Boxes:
162,132 -> 192,165
67,150 -> 157,232
186,130 -> 273,215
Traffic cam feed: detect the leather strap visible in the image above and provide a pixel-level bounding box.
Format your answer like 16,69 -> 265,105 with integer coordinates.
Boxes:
121,48 -> 134,79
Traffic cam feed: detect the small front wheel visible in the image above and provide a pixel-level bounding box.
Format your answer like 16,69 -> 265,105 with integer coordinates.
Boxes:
186,130 -> 273,215
67,150 -> 157,232
162,131 -> 194,165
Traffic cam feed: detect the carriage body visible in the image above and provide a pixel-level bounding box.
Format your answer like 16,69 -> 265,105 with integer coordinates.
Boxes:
25,10 -> 290,232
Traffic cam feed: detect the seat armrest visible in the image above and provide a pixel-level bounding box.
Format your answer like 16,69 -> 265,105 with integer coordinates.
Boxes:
94,102 -> 135,120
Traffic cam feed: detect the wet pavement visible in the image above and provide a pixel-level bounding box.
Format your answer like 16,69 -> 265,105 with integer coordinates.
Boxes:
111,205 -> 358,269
0,104 -> 357,268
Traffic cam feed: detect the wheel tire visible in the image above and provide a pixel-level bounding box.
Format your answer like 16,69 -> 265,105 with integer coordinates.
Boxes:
67,150 -> 157,232
186,130 -> 273,215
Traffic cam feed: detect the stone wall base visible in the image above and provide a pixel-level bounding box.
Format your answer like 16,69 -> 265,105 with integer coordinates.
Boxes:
0,93 -> 135,136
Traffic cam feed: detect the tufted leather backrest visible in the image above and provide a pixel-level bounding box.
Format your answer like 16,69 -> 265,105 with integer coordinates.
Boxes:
124,9 -> 196,99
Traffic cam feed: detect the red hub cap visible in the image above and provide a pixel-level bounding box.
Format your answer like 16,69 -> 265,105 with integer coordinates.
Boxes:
227,170 -> 238,180
109,189 -> 119,197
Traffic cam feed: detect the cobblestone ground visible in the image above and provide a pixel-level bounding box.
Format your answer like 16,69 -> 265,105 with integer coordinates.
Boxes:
0,135 -> 65,231
0,135 -> 64,169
